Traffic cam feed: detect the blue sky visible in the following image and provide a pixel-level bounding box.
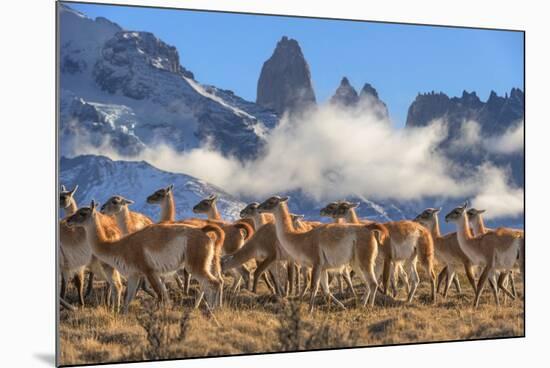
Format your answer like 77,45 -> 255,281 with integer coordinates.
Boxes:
65,2 -> 524,127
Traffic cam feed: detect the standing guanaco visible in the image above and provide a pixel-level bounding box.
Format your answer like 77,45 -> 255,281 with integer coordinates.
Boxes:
66,200 -> 225,312
100,195 -> 185,298
332,201 -> 437,303
59,185 -> 123,309
414,208 -> 477,297
146,187 -> 252,293
257,196 -> 383,312
445,203 -> 523,307
467,207 -> 523,300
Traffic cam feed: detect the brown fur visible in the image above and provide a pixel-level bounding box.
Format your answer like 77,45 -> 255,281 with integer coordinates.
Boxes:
258,196 -> 381,311
445,205 -> 523,307
334,204 -> 436,303
147,188 -> 253,290
414,209 -> 477,297
66,202 -> 223,310
59,211 -> 123,309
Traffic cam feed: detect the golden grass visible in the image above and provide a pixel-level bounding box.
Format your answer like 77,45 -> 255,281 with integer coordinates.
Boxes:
59,271 -> 524,366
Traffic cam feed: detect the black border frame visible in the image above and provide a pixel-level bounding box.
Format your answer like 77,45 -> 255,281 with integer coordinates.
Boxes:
55,1 -> 526,367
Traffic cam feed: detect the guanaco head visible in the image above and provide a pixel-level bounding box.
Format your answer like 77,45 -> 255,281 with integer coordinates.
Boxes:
466,208 -> 486,218
444,202 -> 469,223
290,213 -> 305,228
414,207 -> 442,225
319,201 -> 341,218
333,201 -> 359,219
146,184 -> 174,205
66,200 -> 99,228
240,202 -> 260,219
257,195 -> 289,213
59,185 -> 78,209
193,194 -> 218,214
100,195 -> 134,215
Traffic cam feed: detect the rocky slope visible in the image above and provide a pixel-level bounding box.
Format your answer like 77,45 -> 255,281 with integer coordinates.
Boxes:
59,4 -> 278,160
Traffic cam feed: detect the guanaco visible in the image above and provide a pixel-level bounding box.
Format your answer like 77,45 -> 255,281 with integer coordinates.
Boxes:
294,212 -> 355,298
100,195 -> 186,298
257,196 -> 383,312
147,187 -> 253,291
66,200 -> 225,312
59,185 -> 123,309
321,201 -> 409,299
333,201 -> 437,303
414,208 -> 477,297
230,202 -> 293,296
445,203 -> 523,307
467,207 -> 523,300
191,194 -> 255,292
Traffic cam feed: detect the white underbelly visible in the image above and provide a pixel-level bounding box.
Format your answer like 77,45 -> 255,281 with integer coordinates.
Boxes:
320,235 -> 355,268
59,240 -> 92,271
495,241 -> 520,269
391,238 -> 417,261
144,237 -> 187,274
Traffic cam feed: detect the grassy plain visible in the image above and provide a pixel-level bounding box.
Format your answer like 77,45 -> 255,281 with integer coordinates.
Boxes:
59,270 -> 524,366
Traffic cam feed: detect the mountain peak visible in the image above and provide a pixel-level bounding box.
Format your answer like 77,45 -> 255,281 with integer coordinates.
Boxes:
360,83 -> 380,99
330,77 -> 359,106
256,36 -> 316,115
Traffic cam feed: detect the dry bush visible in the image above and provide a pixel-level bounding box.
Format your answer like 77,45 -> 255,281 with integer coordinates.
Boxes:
276,300 -> 360,351
135,299 -> 193,360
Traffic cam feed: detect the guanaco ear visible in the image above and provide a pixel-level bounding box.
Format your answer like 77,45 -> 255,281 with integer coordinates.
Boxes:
166,184 -> 174,192
294,214 -> 305,220
280,196 -> 289,202
461,201 -> 469,209
477,209 -> 486,214
435,207 -> 442,213
69,185 -> 79,196
209,194 -> 218,202
351,202 -> 359,208
61,185 -> 67,192
122,198 -> 134,206
90,200 -> 98,211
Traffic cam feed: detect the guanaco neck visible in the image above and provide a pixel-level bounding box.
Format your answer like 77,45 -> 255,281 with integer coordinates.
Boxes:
160,192 -> 176,222
114,206 -> 132,235
206,204 -> 222,221
84,214 -> 113,257
431,215 -> 442,238
470,214 -> 487,236
251,213 -> 266,229
273,203 -> 297,236
63,198 -> 78,217
345,209 -> 361,224
454,212 -> 486,262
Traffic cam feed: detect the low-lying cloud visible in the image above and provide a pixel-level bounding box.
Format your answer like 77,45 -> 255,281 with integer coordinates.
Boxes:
485,120 -> 524,154
450,119 -> 524,155
71,104 -> 524,220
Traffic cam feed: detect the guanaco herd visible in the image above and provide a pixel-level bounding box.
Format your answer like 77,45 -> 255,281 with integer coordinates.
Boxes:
59,184 -> 524,314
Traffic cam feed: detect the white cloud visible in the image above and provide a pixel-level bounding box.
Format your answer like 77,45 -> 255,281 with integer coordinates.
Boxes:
71,104 -> 523,219
470,164 -> 524,219
485,120 -> 524,154
449,120 -> 482,152
448,119 -> 524,155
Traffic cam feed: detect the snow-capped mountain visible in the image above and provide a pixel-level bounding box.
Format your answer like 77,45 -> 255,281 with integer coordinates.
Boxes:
59,4 -> 278,160
59,155 -> 247,221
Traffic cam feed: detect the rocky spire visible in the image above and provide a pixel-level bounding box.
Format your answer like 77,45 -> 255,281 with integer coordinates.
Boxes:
359,83 -> 389,120
330,77 -> 359,106
256,36 -> 316,115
